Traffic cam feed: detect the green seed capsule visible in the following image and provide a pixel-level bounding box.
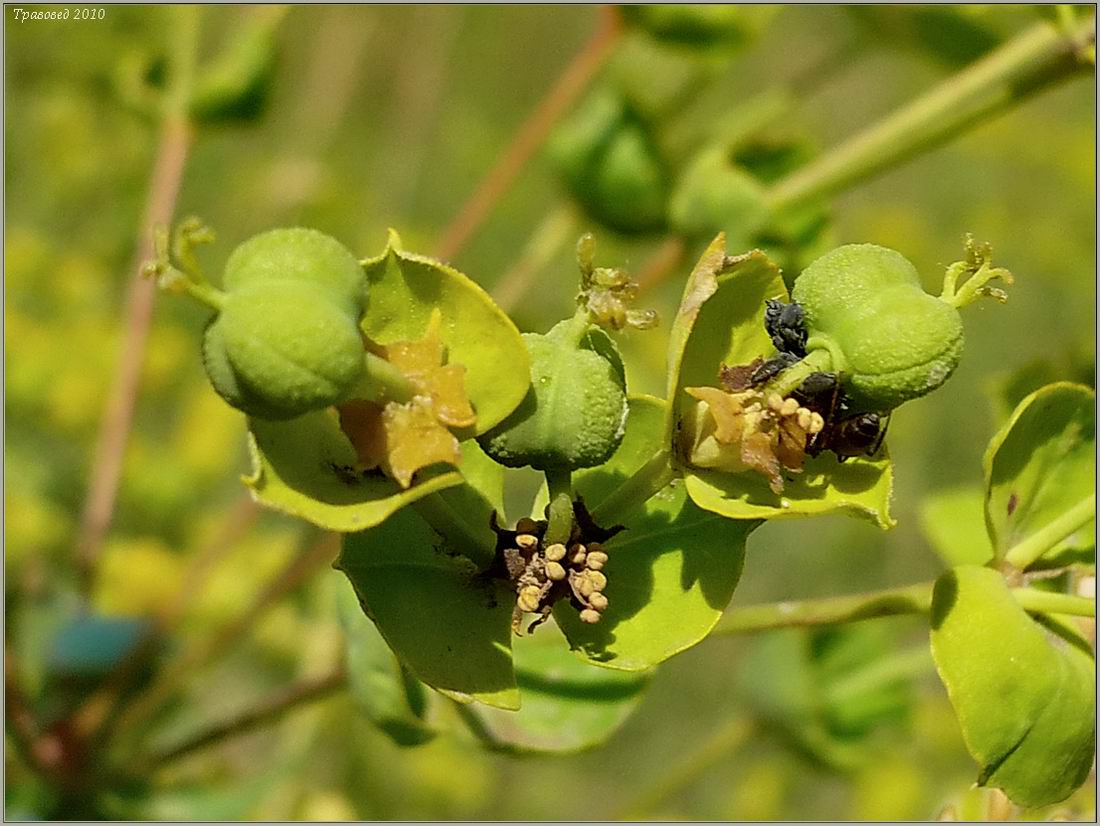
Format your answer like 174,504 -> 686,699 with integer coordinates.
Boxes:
478,317 -> 628,471
204,281 -> 365,420
792,244 -> 964,410
222,227 -> 366,316
549,92 -> 669,235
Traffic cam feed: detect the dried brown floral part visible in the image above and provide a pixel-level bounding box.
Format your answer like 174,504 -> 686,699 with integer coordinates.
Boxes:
685,386 -> 746,444
720,358 -> 763,392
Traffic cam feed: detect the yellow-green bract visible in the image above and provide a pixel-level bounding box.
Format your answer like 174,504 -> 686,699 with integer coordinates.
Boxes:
478,316 -> 628,471
792,244 -> 963,410
202,228 -> 369,420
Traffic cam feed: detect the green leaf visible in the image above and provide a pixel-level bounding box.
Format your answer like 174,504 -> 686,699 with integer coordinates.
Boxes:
930,565 -> 1096,808
737,624 -> 920,769
459,624 -> 649,754
667,235 -> 894,528
336,582 -> 436,746
337,506 -> 519,710
984,382 -> 1095,568
918,485 -> 994,567
553,396 -> 754,670
190,14 -> 279,124
361,231 -> 530,437
244,409 -> 464,532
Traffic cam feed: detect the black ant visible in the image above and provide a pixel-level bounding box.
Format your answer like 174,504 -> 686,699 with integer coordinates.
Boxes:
747,299 -> 889,460
791,371 -> 889,460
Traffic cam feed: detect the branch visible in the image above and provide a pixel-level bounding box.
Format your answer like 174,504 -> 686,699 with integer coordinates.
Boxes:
766,15 -> 1096,213
108,530 -> 340,741
1004,495 -> 1096,571
433,6 -> 621,261
713,583 -> 934,636
75,6 -> 202,595
149,665 -> 347,767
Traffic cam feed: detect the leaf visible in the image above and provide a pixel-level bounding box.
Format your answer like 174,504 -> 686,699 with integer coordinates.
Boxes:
930,565 -> 1096,808
361,231 -> 530,437
245,409 -> 464,533
552,396 -> 754,670
736,623 -> 919,769
683,453 -> 894,528
337,506 -> 519,710
918,485 -> 994,567
336,579 -> 436,746
983,382 -> 1095,568
460,623 -> 649,754
667,235 -> 894,528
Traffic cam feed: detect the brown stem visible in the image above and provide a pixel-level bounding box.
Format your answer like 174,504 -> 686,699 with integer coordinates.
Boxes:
70,496 -> 261,741
634,236 -> 687,294
108,531 -> 340,741
5,641 -> 61,781
433,6 -> 621,261
75,114 -> 193,597
149,665 -> 347,767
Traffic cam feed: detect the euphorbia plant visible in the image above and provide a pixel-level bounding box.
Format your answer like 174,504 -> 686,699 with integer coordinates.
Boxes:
151,216 -> 1091,810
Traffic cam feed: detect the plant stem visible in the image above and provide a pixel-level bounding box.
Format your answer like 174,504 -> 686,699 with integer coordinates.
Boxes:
590,451 -> 676,526
434,6 -> 621,261
74,5 -> 201,597
1011,588 -> 1095,618
712,582 -> 934,636
823,645 -> 933,706
544,467 -> 574,545
1003,494 -> 1096,570
347,352 -> 416,404
612,716 -> 754,819
491,202 -> 578,313
412,492 -> 495,569
711,579 -> 1096,638
766,348 -> 835,398
766,16 -> 1095,213
108,531 -> 339,742
149,666 -> 347,767
635,236 -> 687,294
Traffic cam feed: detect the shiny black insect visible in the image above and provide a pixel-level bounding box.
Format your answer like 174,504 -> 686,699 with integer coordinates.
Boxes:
749,299 -> 807,385
746,298 -> 888,459
791,371 -> 888,460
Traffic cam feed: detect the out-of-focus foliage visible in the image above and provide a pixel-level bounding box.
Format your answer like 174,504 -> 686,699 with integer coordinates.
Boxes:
5,4 -> 1094,821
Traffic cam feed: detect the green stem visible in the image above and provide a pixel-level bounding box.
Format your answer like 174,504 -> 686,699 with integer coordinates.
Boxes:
179,278 -> 227,312
1011,588 -> 1095,618
712,582 -> 934,636
765,348 -> 835,398
1003,495 -> 1096,570
412,492 -> 495,569
544,467 -> 574,545
346,352 -> 416,404
823,646 -> 934,706
590,451 -> 676,526
766,16 -> 1095,214
612,716 -> 754,819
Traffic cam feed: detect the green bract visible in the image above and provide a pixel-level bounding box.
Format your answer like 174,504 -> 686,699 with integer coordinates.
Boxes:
668,146 -> 771,247
622,4 -> 778,52
549,92 -> 668,235
930,565 -> 1095,808
479,315 -> 628,471
792,244 -> 963,411
667,235 -> 895,527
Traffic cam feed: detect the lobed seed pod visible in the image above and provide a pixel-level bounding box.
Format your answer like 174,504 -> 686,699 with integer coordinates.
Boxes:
221,227 -> 366,313
549,92 -> 669,235
792,244 -> 966,411
201,228 -> 370,420
478,317 -> 628,471
204,281 -> 365,420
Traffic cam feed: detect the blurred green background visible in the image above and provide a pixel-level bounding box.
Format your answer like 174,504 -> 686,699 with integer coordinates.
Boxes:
5,4 -> 1095,820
